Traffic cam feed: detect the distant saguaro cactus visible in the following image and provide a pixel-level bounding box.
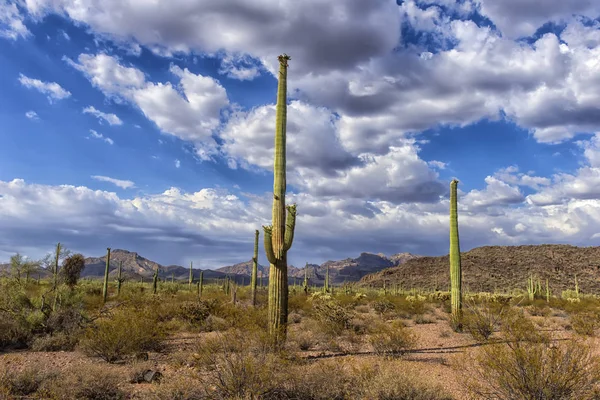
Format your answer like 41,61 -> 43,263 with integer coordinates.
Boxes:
251,229 -> 259,306
263,54 -> 297,345
189,261 -> 193,291
303,262 -> 309,295
102,248 -> 111,303
449,179 -> 462,331
116,261 -> 124,296
198,270 -> 204,299
152,268 -> 158,295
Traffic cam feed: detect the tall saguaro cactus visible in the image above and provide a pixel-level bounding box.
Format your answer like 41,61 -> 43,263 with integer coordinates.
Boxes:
189,261 -> 193,291
263,54 -> 297,345
102,248 -> 111,303
116,261 -> 123,296
251,229 -> 259,306
449,179 -> 462,330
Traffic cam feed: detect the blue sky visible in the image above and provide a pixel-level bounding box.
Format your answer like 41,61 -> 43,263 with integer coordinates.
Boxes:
1,0 -> 600,269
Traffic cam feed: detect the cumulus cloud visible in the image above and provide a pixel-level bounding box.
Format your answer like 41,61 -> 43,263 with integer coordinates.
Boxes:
91,175 -> 135,189
18,73 -> 71,103
24,0 -> 400,78
174,159 -> 181,168
474,0 -> 600,39
66,54 -> 228,151
88,129 -> 114,145
218,53 -> 261,81
83,106 -> 123,125
2,178 -> 600,267
0,1 -> 30,40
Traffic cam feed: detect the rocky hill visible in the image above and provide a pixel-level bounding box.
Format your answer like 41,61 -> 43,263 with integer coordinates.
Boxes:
360,245 -> 600,294
217,260 -> 268,276
82,249 -> 229,281
288,252 -> 421,285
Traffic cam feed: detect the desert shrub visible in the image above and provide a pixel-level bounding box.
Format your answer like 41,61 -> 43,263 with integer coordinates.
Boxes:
30,332 -> 79,351
413,314 -> 436,324
147,372 -> 206,400
361,362 -> 453,400
368,321 -> 417,356
463,317 -> 600,399
191,329 -> 286,398
372,299 -> 395,315
80,307 -> 166,362
570,311 -> 600,337
176,300 -> 211,325
0,365 -> 55,397
42,365 -> 126,400
463,299 -> 508,342
310,294 -> 354,335
289,312 -> 302,324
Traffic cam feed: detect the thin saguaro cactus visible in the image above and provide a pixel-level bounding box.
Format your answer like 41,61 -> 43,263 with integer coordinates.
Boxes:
102,248 -> 111,303
449,179 -> 462,331
189,261 -> 193,291
303,262 -> 309,295
251,229 -> 259,306
152,268 -> 158,295
263,54 -> 297,345
199,270 -> 204,299
116,261 -> 124,296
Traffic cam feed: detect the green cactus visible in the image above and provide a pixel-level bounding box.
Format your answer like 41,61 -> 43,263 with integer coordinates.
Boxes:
546,278 -> 550,303
303,262 -> 309,295
449,179 -> 462,331
251,229 -> 259,306
189,261 -> 193,291
263,54 -> 297,345
324,264 -> 330,293
116,261 -> 124,296
199,270 -> 204,299
102,248 -> 111,303
575,274 -> 579,298
153,268 -> 158,295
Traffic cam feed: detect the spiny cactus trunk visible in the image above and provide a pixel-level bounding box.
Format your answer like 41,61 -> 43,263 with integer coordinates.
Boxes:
449,179 -> 462,331
189,261 -> 193,291
303,262 -> 309,295
199,270 -> 204,299
52,242 -> 62,311
264,54 -> 297,346
102,248 -> 111,303
153,269 -> 158,295
251,229 -> 259,306
117,261 -> 123,296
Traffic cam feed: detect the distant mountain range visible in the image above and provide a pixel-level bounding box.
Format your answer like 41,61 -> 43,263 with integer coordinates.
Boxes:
0,248 -> 420,285
4,245 -> 600,291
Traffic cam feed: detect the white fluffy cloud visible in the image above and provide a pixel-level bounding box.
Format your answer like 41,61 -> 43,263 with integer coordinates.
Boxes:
67,54 -> 228,152
18,73 -> 71,102
474,0 -> 600,39
83,106 -> 123,125
88,129 -> 114,145
91,175 -> 135,189
221,101 -> 444,203
2,177 -> 600,267
24,0 -> 400,77
0,0 -> 30,40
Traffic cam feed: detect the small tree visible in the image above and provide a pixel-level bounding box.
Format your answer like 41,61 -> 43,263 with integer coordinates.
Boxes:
61,254 -> 86,289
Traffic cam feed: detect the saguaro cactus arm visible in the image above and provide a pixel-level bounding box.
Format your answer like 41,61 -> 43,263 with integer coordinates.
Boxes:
283,204 -> 297,252
263,225 -> 277,264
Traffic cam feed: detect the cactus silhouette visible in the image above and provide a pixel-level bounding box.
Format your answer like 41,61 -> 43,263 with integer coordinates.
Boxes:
251,229 -> 259,306
102,248 -> 111,303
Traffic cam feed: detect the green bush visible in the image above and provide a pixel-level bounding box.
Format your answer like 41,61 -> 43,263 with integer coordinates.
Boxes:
368,321 -> 417,356
80,307 -> 166,363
